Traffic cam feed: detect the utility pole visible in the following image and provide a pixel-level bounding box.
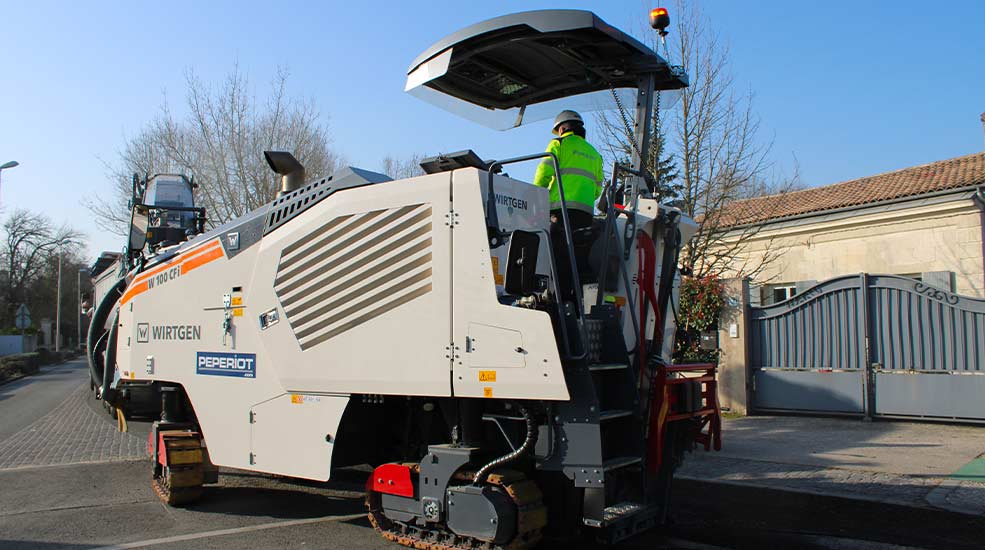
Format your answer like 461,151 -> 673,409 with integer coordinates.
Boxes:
55,254 -> 62,352
77,268 -> 83,351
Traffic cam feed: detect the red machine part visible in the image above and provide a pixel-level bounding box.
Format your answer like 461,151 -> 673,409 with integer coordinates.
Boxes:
635,231 -> 722,474
368,463 -> 415,498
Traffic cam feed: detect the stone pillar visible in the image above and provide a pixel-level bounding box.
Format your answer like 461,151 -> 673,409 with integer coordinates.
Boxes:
717,277 -> 750,414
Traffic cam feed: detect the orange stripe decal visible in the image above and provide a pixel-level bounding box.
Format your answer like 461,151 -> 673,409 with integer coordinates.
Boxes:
181,245 -> 224,274
135,241 -> 222,283
120,240 -> 225,305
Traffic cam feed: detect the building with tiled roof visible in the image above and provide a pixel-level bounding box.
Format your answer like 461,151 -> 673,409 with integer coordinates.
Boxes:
718,152 -> 985,303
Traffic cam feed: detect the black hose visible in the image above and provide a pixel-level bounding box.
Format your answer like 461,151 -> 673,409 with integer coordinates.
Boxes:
473,404 -> 537,485
87,279 -> 126,391
653,212 -> 682,351
100,312 -> 120,403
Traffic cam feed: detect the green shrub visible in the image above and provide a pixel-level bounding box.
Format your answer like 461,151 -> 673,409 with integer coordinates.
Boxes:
674,275 -> 725,364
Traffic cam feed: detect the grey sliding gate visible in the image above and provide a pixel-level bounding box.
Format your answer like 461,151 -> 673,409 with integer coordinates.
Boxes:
749,273 -> 985,422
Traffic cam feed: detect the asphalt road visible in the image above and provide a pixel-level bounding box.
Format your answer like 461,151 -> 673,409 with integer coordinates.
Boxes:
0,360 -> 91,441
0,361 -> 966,550
0,361 -> 717,550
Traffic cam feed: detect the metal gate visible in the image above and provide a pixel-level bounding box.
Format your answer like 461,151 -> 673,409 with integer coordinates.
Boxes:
749,273 -> 985,422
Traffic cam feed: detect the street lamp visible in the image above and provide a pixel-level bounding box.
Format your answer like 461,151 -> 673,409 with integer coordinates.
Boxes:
78,267 -> 87,352
0,160 -> 18,201
55,253 -> 62,352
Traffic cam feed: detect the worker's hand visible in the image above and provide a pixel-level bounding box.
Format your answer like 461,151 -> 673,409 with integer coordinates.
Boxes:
597,191 -> 609,213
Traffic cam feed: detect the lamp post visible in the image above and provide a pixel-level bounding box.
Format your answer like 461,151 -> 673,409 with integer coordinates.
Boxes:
78,267 -> 87,351
55,254 -> 62,352
0,161 -> 18,201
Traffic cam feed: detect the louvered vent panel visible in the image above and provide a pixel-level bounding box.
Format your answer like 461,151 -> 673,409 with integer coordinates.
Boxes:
273,203 -> 433,350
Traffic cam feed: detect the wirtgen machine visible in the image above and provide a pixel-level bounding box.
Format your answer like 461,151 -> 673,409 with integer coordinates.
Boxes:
88,9 -> 721,547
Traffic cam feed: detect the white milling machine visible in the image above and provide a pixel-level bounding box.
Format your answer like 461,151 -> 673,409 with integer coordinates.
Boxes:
88,9 -> 721,548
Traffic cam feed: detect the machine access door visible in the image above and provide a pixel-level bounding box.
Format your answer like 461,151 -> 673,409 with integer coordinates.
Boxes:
449,169 -> 568,401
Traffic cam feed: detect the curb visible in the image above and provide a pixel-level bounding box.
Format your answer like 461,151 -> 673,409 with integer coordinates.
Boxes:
0,355 -> 85,387
676,474 -> 984,518
925,479 -> 970,515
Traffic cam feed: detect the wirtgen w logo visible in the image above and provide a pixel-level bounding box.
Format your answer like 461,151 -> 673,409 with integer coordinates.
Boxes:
137,323 -> 149,343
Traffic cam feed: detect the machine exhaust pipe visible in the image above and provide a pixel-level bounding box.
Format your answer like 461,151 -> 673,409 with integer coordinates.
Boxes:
264,151 -> 306,197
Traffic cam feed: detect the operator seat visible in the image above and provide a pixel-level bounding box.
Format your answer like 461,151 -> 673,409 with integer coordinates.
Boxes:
143,174 -> 199,248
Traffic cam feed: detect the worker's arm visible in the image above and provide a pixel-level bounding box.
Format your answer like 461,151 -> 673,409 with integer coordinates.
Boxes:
532,139 -> 562,189
593,156 -> 604,201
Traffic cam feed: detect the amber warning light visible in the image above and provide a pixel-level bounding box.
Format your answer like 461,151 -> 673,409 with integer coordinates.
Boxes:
650,7 -> 670,33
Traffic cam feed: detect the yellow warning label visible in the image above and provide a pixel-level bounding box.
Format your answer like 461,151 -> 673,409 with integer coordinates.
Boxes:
483,387 -> 493,398
491,256 -> 504,285
291,394 -> 304,404
231,296 -> 243,306
233,308 -> 244,317
478,370 -> 497,382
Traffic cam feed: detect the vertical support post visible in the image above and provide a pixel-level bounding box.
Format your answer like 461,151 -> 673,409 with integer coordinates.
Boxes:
860,272 -> 875,420
77,269 -> 83,351
631,73 -> 656,179
55,254 -> 62,352
717,277 -> 751,415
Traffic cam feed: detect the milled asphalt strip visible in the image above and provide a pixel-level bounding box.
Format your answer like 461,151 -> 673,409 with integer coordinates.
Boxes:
0,497 -> 154,518
89,513 -> 368,549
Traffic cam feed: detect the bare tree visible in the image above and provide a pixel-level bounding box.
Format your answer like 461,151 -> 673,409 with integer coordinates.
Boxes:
0,209 -> 84,327
380,153 -> 428,180
87,66 -> 343,235
598,1 -> 800,280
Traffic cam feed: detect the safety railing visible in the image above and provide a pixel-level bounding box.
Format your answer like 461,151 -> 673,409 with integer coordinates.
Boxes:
486,153 -> 587,360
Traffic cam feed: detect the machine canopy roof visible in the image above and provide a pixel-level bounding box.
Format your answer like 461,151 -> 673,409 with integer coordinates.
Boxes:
406,10 -> 687,130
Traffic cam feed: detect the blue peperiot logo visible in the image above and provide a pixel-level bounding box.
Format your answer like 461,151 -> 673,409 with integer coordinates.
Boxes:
196,352 -> 256,378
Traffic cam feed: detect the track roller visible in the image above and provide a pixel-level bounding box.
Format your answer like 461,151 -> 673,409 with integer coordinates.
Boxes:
367,465 -> 546,550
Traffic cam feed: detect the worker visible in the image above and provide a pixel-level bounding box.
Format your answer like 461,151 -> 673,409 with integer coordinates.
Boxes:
532,110 -> 604,302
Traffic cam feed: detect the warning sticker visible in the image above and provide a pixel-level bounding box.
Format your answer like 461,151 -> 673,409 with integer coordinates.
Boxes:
478,370 -> 497,382
290,394 -> 321,404
490,256 -> 504,285
483,387 -> 493,398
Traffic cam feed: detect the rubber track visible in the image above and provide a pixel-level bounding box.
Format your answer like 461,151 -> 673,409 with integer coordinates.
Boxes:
152,432 -> 205,506
367,465 -> 546,550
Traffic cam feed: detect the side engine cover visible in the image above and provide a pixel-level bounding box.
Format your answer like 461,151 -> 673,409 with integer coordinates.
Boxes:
446,485 -> 516,544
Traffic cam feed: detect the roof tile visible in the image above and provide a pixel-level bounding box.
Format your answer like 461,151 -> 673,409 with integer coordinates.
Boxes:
718,152 -> 985,227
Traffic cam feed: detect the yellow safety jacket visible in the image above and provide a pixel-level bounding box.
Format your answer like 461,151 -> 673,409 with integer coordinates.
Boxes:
532,131 -> 604,214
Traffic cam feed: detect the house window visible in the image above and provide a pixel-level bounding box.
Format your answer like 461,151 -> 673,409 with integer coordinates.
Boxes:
771,285 -> 797,304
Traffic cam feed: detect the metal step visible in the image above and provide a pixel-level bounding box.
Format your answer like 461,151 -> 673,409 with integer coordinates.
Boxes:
588,363 -> 627,372
602,501 -> 642,523
598,409 -> 633,421
602,456 -> 642,472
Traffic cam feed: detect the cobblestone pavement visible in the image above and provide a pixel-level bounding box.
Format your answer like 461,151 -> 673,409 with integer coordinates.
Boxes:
0,383 -> 146,470
677,415 -> 985,516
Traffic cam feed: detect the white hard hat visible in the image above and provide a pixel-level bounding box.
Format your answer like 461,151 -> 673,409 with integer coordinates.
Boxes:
552,110 -> 584,134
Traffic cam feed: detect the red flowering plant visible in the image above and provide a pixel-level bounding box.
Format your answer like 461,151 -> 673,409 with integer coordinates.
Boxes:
673,275 -> 725,363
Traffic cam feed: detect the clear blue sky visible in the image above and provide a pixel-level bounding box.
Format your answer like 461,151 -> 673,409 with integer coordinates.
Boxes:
2,1 -> 983,258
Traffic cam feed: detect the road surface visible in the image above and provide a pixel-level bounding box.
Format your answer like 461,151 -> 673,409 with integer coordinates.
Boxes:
0,360 -> 961,549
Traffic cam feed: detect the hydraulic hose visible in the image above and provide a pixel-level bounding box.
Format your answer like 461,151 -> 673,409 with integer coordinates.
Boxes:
86,279 -> 126,393
100,312 -> 120,403
473,404 -> 537,485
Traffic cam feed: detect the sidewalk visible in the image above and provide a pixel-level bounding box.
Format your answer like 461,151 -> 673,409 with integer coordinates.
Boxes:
677,415 -> 985,516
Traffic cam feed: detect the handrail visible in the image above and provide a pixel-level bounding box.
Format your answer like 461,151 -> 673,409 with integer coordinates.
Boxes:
486,153 -> 587,360
596,162 -> 644,357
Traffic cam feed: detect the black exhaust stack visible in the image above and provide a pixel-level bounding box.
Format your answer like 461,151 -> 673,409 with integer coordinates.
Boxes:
264,151 -> 305,197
